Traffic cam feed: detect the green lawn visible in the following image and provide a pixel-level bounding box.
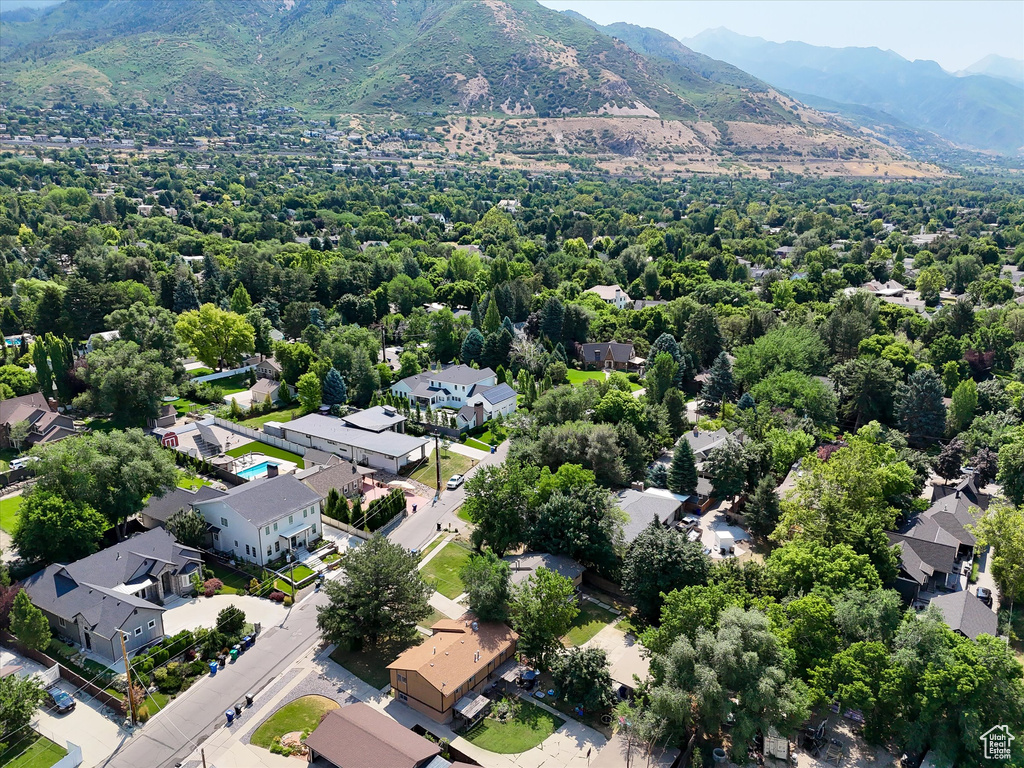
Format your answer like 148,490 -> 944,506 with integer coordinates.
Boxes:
213,373 -> 253,395
419,542 -> 473,598
479,426 -> 508,445
562,602 -> 618,647
464,437 -> 491,451
239,406 -> 304,429
206,561 -> 256,595
143,689 -> 170,716
287,564 -> 315,582
0,494 -> 23,535
225,441 -> 305,469
464,701 -> 564,753
565,370 -> 605,387
176,470 -> 211,492
405,450 -> 473,490
418,607 -> 446,629
456,506 -> 472,524
188,367 -> 215,378
329,645 -> 400,690
0,731 -> 67,768
250,695 -> 340,749
416,535 -> 446,560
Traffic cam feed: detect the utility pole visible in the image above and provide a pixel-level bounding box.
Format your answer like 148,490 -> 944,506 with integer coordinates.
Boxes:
380,324 -> 387,363
201,749 -> 207,768
434,433 -> 441,501
118,630 -> 137,727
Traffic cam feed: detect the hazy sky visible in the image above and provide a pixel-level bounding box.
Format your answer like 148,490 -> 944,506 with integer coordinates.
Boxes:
540,0 -> 1024,71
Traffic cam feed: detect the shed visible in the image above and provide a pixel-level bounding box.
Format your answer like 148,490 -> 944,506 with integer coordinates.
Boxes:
715,530 -> 736,554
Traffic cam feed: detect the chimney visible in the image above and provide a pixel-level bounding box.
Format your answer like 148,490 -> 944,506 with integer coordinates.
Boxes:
693,427 -> 699,437
955,489 -> 960,499
266,463 -> 279,478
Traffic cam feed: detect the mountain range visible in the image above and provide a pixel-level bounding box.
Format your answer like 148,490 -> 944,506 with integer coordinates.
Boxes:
682,27 -> 1024,155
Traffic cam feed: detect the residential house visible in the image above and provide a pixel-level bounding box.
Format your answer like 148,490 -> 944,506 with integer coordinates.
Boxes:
147,404 -> 177,430
456,382 -> 517,430
502,553 -> 584,589
191,474 -> 324,565
928,591 -> 998,640
296,456 -> 364,499
340,405 -> 407,434
245,378 -> 284,408
21,529 -> 200,662
304,703 -> 451,768
388,617 -> 518,723
276,413 -> 429,473
242,355 -> 282,381
616,489 -> 685,545
0,392 -> 77,449
886,532 -> 959,602
390,365 -> 496,410
139,485 -> 227,535
586,284 -> 632,310
85,329 -> 120,352
579,341 -> 643,371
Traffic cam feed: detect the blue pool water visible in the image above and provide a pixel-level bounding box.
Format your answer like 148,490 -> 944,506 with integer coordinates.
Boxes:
237,461 -> 279,480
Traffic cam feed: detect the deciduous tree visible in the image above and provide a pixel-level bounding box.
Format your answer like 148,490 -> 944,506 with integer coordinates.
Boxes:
509,567 -> 579,669
12,489 -> 106,564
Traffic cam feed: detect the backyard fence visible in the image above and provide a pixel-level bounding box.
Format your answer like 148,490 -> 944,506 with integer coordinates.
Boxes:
212,417 -> 308,456
192,365 -> 254,383
0,632 -> 123,710
52,742 -> 84,768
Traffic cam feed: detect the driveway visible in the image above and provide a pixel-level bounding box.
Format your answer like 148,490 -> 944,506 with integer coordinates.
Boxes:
699,501 -> 752,560
162,594 -> 289,637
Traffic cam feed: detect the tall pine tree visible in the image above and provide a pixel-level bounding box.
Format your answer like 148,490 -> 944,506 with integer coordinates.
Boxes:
702,350 -> 735,411
668,438 -> 698,496
896,368 -> 946,447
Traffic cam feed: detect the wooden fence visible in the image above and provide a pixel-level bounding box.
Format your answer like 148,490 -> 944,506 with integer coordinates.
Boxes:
0,632 -> 123,710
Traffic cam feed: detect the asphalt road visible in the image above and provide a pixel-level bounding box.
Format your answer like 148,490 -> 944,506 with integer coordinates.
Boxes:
97,588 -> 330,768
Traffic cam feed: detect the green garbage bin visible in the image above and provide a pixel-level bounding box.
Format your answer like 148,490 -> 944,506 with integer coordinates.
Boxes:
230,647 -> 239,662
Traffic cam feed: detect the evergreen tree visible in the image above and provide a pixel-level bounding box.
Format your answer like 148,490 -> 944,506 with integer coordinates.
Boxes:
470,297 -> 482,329
460,328 -> 485,365
173,276 -> 200,313
229,284 -> 252,314
322,367 -> 347,406
539,296 -> 564,341
31,339 -> 52,397
10,590 -> 50,652
684,305 -> 725,369
663,388 -> 687,437
668,438 -> 698,496
737,392 -> 755,410
702,351 -> 735,411
746,475 -> 781,538
896,368 -> 947,447
483,297 -> 501,335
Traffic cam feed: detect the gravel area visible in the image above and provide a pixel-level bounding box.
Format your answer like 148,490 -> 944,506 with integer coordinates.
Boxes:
238,666 -> 356,745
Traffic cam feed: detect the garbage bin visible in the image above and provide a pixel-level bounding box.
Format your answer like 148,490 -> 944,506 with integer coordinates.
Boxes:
225,709 -> 234,725
230,646 -> 239,662
245,693 -> 254,707
490,445 -> 496,454
218,654 -> 226,668
234,704 -> 242,717
243,635 -> 252,649
209,662 -> 218,677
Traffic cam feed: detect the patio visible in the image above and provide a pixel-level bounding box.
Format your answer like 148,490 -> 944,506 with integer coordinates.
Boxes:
162,593 -> 289,636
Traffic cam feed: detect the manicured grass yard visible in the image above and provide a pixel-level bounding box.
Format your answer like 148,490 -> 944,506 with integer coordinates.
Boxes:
0,494 -> 23,535
417,535 -> 446,560
286,564 -> 315,582
329,645 -> 400,690
562,602 -> 618,647
225,441 -> 305,469
206,561 -> 257,595
405,450 -> 473,490
418,607 -> 446,629
565,369 -> 605,387
176,470 -> 211,492
143,690 -> 170,716
464,437 -> 491,451
240,406 -> 304,429
464,701 -> 564,753
419,542 -> 473,598
250,695 -> 340,749
0,731 -> 67,768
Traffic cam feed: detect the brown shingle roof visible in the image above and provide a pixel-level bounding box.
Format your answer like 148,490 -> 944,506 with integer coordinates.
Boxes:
387,617 -> 517,692
304,703 -> 439,768
0,392 -> 48,426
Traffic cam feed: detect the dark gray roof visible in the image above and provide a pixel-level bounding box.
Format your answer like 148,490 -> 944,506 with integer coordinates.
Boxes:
142,485 -> 227,525
929,591 -> 998,640
503,553 -> 585,586
394,364 -> 495,392
479,383 -> 516,405
341,406 -> 407,433
22,528 -> 200,632
580,342 -> 635,365
284,414 -> 429,457
195,473 -> 323,528
297,460 -> 362,498
887,533 -> 957,585
682,427 -> 731,458
616,490 -> 682,544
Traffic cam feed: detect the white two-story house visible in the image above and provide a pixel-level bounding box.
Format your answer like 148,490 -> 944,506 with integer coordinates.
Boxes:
390,364 -> 496,410
192,474 -> 323,565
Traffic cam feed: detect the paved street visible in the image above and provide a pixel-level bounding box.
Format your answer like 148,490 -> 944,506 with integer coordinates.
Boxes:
387,439 -> 509,551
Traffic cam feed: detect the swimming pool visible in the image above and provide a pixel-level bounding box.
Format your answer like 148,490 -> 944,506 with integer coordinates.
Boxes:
237,461 -> 279,480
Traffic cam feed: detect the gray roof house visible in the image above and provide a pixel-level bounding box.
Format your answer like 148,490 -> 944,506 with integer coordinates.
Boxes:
616,489 -> 685,544
341,405 -> 407,434
139,485 -> 227,530
929,591 -> 998,640
280,414 -> 429,474
456,382 -> 518,430
502,553 -> 585,588
579,342 -> 643,371
192,474 -> 324,566
21,528 -> 200,662
886,532 -> 959,601
296,458 -> 364,499
390,365 -> 497,410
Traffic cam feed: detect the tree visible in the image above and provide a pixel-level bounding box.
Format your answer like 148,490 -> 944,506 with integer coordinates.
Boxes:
44,333 -> 76,403
460,551 -> 511,623
216,604 -> 246,637
173,276 -> 200,313
461,461 -> 539,556
622,520 -> 711,623
398,351 -> 421,379
0,365 -> 35,396
551,647 -> 615,713
764,540 -> 882,596
297,371 -> 322,413
916,266 -> 946,306
644,352 -> 677,405
429,308 -> 460,362
733,326 -> 828,388
705,436 -> 748,499
831,358 -> 898,429
649,608 -> 810,758
31,428 -> 177,538
12,489 -> 106,564
481,328 -> 513,370
934,438 -> 966,483
662,388 -> 687,437
684,305 -> 724,369
175,304 -> 255,370
78,341 -> 174,421
482,296 -> 501,335
348,346 -> 380,407
509,567 -> 579,669
31,339 -> 53,397
947,378 -> 978,434
972,501 -> 1024,610
316,534 -> 431,650
701,351 -> 734,412
750,370 -> 837,428
166,507 -> 209,549
460,328 -> 485,365
746,475 -> 781,538
322,367 -> 347,406
10,590 -> 50,651
896,368 -> 946,447
811,641 -> 902,743
530,486 -> 622,574
539,296 -> 564,341
833,589 -> 905,645
667,438 -> 698,496
229,284 -> 252,315
0,673 -> 46,749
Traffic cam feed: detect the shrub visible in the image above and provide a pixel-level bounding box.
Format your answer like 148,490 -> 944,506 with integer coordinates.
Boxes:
269,591 -> 285,602
283,595 -> 293,607
150,648 -> 169,666
203,578 -> 223,597
137,705 -> 150,722
188,659 -> 208,677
